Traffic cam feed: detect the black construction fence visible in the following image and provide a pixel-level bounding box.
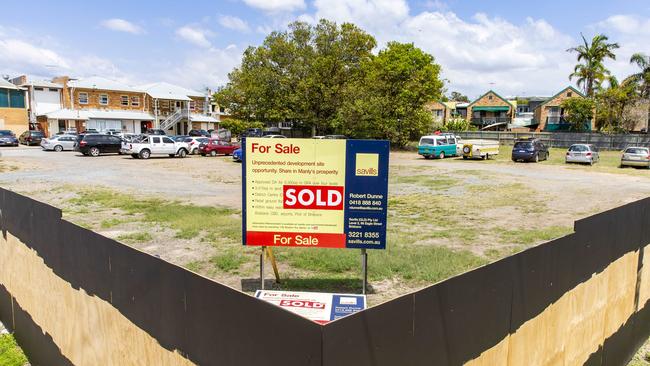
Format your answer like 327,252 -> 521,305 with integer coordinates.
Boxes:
455,131 -> 650,150
0,186 -> 650,365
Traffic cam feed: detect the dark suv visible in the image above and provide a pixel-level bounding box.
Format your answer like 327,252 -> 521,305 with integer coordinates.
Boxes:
0,130 -> 18,146
18,130 -> 45,146
189,129 -> 210,137
76,134 -> 123,156
512,138 -> 549,162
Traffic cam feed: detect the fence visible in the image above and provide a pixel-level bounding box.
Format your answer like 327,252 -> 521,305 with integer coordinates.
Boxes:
455,131 -> 650,150
1,187 -> 650,365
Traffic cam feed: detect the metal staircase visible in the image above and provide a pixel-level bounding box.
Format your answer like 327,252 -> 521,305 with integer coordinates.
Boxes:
159,108 -> 188,131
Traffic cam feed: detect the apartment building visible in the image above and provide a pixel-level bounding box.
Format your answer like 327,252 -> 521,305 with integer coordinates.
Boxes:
533,86 -> 592,131
0,78 -> 28,135
139,82 -> 218,135
467,90 -> 516,130
425,101 -> 457,124
11,75 -> 65,135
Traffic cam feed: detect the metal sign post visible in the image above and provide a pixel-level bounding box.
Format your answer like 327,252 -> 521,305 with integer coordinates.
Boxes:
260,246 -> 265,290
361,249 -> 368,294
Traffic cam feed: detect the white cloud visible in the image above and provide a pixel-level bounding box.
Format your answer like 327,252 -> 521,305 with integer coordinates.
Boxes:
314,0 -> 409,29
176,26 -> 212,48
243,0 -> 305,13
218,15 -> 250,32
166,45 -> 243,90
0,38 -> 70,75
100,18 -> 144,34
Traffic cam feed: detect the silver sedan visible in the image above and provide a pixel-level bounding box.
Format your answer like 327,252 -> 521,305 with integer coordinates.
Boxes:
40,135 -> 77,152
620,147 -> 650,168
565,144 -> 599,165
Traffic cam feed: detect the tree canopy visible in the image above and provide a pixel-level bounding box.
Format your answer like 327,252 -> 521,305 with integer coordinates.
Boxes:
567,33 -> 619,97
215,20 -> 443,145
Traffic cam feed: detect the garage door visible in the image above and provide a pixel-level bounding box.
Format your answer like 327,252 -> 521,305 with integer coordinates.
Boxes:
87,119 -> 122,131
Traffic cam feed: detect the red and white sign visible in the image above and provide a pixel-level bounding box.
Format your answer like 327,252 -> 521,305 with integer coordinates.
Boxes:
283,185 -> 344,210
254,290 -> 366,324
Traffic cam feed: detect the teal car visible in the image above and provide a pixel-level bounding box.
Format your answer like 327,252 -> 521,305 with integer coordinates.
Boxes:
418,134 -> 459,159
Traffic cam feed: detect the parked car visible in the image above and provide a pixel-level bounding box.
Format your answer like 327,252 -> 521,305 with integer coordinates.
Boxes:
565,144 -> 599,165
262,135 -> 287,138
312,136 -> 326,139
233,147 -> 242,162
18,130 -> 45,146
199,139 -> 240,156
189,129 -> 210,137
40,135 -> 77,152
186,137 -> 210,154
242,128 -> 263,138
84,129 -> 99,134
324,135 -> 347,139
418,134 -> 459,159
145,129 -> 166,136
511,138 -> 549,162
0,130 -> 18,147
126,135 -> 189,159
171,135 -> 189,142
76,134 -> 124,156
620,147 -> 650,168
461,139 -> 500,160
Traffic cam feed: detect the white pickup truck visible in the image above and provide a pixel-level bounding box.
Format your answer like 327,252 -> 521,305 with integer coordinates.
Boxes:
125,135 -> 190,159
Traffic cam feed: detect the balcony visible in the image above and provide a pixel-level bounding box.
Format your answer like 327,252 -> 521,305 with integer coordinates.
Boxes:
470,117 -> 511,126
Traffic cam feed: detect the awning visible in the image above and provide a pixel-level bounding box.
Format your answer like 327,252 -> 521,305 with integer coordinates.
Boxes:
473,106 -> 510,112
41,109 -> 155,121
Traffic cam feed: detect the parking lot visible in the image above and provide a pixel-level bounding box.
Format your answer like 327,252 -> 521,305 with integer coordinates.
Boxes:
2,145 -> 650,304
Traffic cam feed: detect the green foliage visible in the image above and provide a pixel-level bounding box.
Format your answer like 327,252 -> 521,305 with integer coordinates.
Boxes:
216,20 -> 444,144
561,97 -> 595,131
444,117 -> 475,132
211,250 -> 246,272
595,77 -> 638,131
567,33 -> 620,96
448,91 -> 469,102
336,42 -> 444,147
218,118 -> 264,136
0,334 -> 28,366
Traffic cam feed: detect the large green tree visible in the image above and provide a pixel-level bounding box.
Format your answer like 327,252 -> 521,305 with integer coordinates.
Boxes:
561,97 -> 595,131
336,42 -> 443,147
595,77 -> 637,131
214,20 -> 376,135
567,33 -> 619,97
626,53 -> 650,131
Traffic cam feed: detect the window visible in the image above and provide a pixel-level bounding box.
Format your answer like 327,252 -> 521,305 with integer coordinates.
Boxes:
131,96 -> 140,107
99,94 -> 109,105
35,87 -> 44,91
488,95 -> 493,100
9,90 -> 25,108
152,137 -> 161,143
219,106 -> 225,113
567,92 -> 573,97
162,137 -> 174,143
48,88 -> 58,92
121,95 -> 129,106
0,89 -> 8,107
189,101 -> 196,110
79,92 -> 88,104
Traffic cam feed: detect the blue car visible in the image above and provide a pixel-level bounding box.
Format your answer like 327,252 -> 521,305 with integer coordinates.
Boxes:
0,130 -> 19,147
511,138 -> 549,163
232,147 -> 242,162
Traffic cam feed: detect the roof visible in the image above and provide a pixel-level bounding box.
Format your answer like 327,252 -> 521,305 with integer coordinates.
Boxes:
468,90 -> 515,109
41,109 -> 155,121
138,82 -> 204,100
68,76 -> 142,93
535,86 -> 585,111
190,114 -> 218,123
455,102 -> 469,108
0,78 -> 22,90
19,79 -> 63,89
443,101 -> 457,110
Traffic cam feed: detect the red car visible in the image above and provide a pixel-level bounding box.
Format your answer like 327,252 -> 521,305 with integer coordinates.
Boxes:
199,139 -> 240,156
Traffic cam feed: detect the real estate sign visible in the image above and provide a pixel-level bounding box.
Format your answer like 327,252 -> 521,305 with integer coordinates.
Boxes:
242,138 -> 389,249
255,290 -> 366,324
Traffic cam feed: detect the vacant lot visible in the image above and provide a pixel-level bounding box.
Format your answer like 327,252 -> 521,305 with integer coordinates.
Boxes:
2,145 -> 650,305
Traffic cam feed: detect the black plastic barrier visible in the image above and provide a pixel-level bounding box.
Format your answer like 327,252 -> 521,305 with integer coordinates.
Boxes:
1,187 -> 649,366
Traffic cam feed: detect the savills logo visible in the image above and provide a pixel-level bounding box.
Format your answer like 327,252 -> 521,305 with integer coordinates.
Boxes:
355,153 -> 379,176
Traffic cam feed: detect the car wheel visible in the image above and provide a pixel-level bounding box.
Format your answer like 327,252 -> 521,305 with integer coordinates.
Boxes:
178,149 -> 187,158
210,150 -> 217,157
534,154 -> 539,163
54,145 -> 63,152
192,148 -> 197,155
439,151 -> 445,159
89,147 -> 100,157
485,153 -> 489,160
139,149 -> 151,159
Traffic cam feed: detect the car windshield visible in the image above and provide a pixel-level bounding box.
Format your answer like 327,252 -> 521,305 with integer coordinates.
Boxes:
420,138 -> 434,146
569,145 -> 588,152
625,148 -> 649,154
514,142 -> 533,150
0,131 -> 12,136
32,131 -> 45,137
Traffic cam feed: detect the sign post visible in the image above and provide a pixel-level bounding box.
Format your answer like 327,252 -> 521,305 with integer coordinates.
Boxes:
242,138 -> 389,291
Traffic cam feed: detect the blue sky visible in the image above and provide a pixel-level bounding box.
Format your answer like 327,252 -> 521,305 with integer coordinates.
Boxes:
1,0 -> 649,98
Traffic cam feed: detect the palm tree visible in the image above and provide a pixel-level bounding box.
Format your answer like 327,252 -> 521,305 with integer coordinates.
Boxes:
626,53 -> 650,131
567,33 -> 620,97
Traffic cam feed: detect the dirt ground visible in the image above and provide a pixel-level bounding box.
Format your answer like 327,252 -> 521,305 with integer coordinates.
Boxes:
2,146 -> 650,301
